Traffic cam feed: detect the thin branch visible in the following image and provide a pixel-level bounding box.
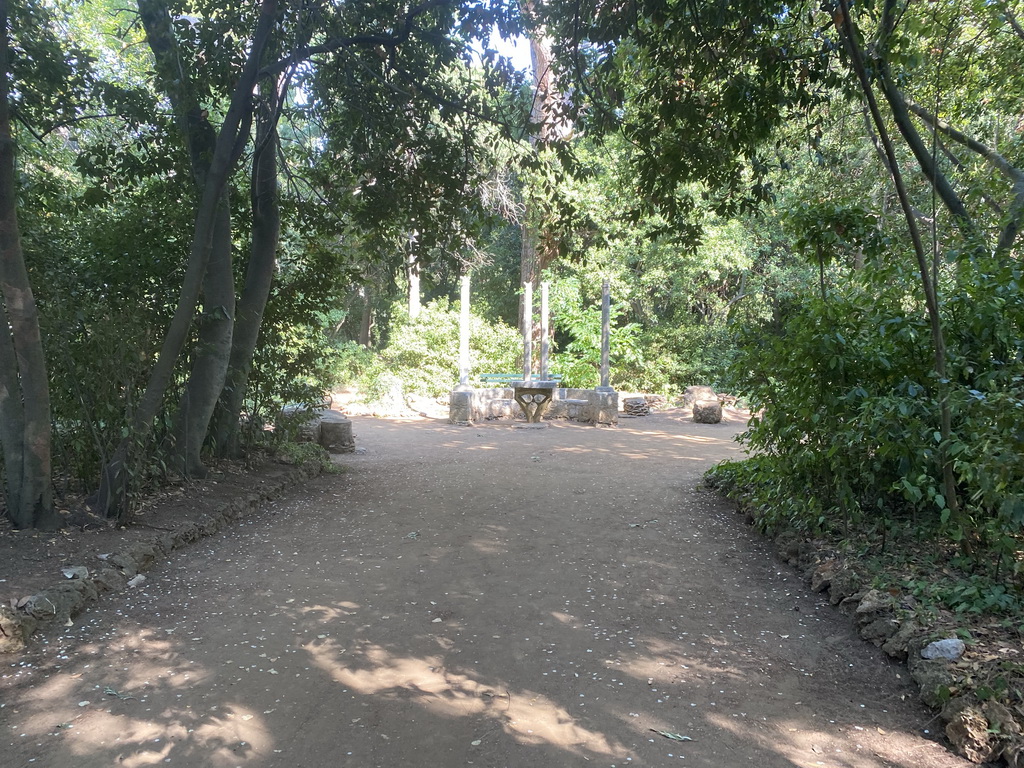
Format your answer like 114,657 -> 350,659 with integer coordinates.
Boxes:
259,0 -> 449,79
907,100 -> 1022,183
873,58 -> 976,235
12,113 -> 44,143
907,100 -> 1024,252
936,136 -> 1005,218
1002,2 -> 1024,43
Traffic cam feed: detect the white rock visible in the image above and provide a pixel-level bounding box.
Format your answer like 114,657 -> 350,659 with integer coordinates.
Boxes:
921,638 -> 966,660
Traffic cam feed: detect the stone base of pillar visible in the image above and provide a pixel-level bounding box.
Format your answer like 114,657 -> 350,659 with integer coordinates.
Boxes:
593,387 -> 619,425
319,411 -> 355,453
448,390 -> 473,424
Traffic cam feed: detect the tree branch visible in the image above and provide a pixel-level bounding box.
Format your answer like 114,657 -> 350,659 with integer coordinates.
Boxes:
907,100 -> 1022,183
935,136 -> 1005,218
907,100 -> 1024,253
1002,2 -> 1024,44
259,0 -> 450,79
873,57 -> 978,238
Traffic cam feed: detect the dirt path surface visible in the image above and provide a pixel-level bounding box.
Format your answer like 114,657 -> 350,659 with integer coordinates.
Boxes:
2,413 -> 971,768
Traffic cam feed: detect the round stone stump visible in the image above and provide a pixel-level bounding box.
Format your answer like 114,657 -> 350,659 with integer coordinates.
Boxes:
693,399 -> 723,424
319,412 -> 355,453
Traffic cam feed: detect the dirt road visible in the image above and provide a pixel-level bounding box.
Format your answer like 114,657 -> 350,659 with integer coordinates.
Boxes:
1,412 -> 970,767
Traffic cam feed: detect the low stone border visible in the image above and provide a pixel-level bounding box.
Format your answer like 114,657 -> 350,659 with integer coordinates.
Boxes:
0,462 -> 323,655
769,529 -> 1024,765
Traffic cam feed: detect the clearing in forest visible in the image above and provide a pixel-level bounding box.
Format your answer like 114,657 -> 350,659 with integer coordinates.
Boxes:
1,411 -> 971,767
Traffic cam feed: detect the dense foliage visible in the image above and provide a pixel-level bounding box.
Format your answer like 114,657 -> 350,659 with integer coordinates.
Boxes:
3,0 -> 1024,616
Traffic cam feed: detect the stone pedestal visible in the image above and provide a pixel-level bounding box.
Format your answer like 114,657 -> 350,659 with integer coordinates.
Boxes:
594,386 -> 619,425
449,390 -> 473,424
318,411 -> 355,453
693,399 -> 723,424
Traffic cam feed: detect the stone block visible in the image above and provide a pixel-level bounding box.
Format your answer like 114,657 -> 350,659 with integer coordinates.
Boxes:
319,412 -> 355,453
449,390 -> 473,424
693,399 -> 723,423
594,389 -> 618,425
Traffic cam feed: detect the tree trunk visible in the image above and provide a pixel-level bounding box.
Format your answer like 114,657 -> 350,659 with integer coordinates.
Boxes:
0,0 -> 57,529
210,111 -> 281,459
169,194 -> 234,477
97,0 -> 278,520
838,1 -> 965,539
519,19 -> 562,346
358,287 -> 374,348
0,306 -> 25,520
407,246 -> 421,320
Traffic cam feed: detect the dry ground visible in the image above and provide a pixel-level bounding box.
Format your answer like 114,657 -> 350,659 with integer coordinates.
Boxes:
1,410 -> 973,767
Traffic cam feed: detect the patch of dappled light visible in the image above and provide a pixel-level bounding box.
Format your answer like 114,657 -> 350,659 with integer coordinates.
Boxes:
304,641 -> 634,760
706,712 -> 938,768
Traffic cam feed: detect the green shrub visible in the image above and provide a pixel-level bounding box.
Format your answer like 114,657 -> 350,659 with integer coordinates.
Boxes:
360,299 -> 520,398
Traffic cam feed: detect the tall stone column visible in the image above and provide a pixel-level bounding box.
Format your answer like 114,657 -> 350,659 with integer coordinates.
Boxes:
540,281 -> 550,381
599,280 -> 610,389
407,248 -> 421,320
522,281 -> 533,382
594,279 -> 618,425
457,272 -> 471,390
449,272 -> 473,424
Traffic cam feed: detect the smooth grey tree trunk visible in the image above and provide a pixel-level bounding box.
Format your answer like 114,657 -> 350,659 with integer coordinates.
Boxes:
519,12 -> 561,345
170,195 -> 234,477
210,109 -> 281,459
0,0 -> 57,529
358,288 -> 374,348
97,0 -> 277,520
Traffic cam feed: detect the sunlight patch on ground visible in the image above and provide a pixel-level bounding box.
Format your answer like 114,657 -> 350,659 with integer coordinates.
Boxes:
706,712 -> 939,768
304,640 -> 634,760
300,602 -> 361,623
6,626 -> 273,766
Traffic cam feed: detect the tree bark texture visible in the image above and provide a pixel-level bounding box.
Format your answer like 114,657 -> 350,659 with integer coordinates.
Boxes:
407,247 -> 421,320
0,0 -> 57,529
170,195 -> 234,477
97,0 -> 278,519
139,0 -> 235,478
838,1 -> 965,536
210,104 -> 281,459
519,16 -> 561,348
358,287 -> 374,348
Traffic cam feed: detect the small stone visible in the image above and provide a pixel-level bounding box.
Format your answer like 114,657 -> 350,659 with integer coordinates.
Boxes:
61,566 -> 89,580
809,561 -> 836,593
921,638 -> 966,661
944,698 -> 997,763
126,575 -> 146,588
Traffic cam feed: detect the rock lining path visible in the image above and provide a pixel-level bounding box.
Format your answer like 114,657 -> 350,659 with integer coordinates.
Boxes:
2,412 -> 971,767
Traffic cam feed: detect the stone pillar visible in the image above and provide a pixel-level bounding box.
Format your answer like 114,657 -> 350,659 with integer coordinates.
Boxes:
456,272 -> 471,390
407,248 -> 421,320
522,281 -> 533,382
595,279 -> 617,424
599,279 -> 611,389
449,390 -> 473,424
540,281 -> 550,381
